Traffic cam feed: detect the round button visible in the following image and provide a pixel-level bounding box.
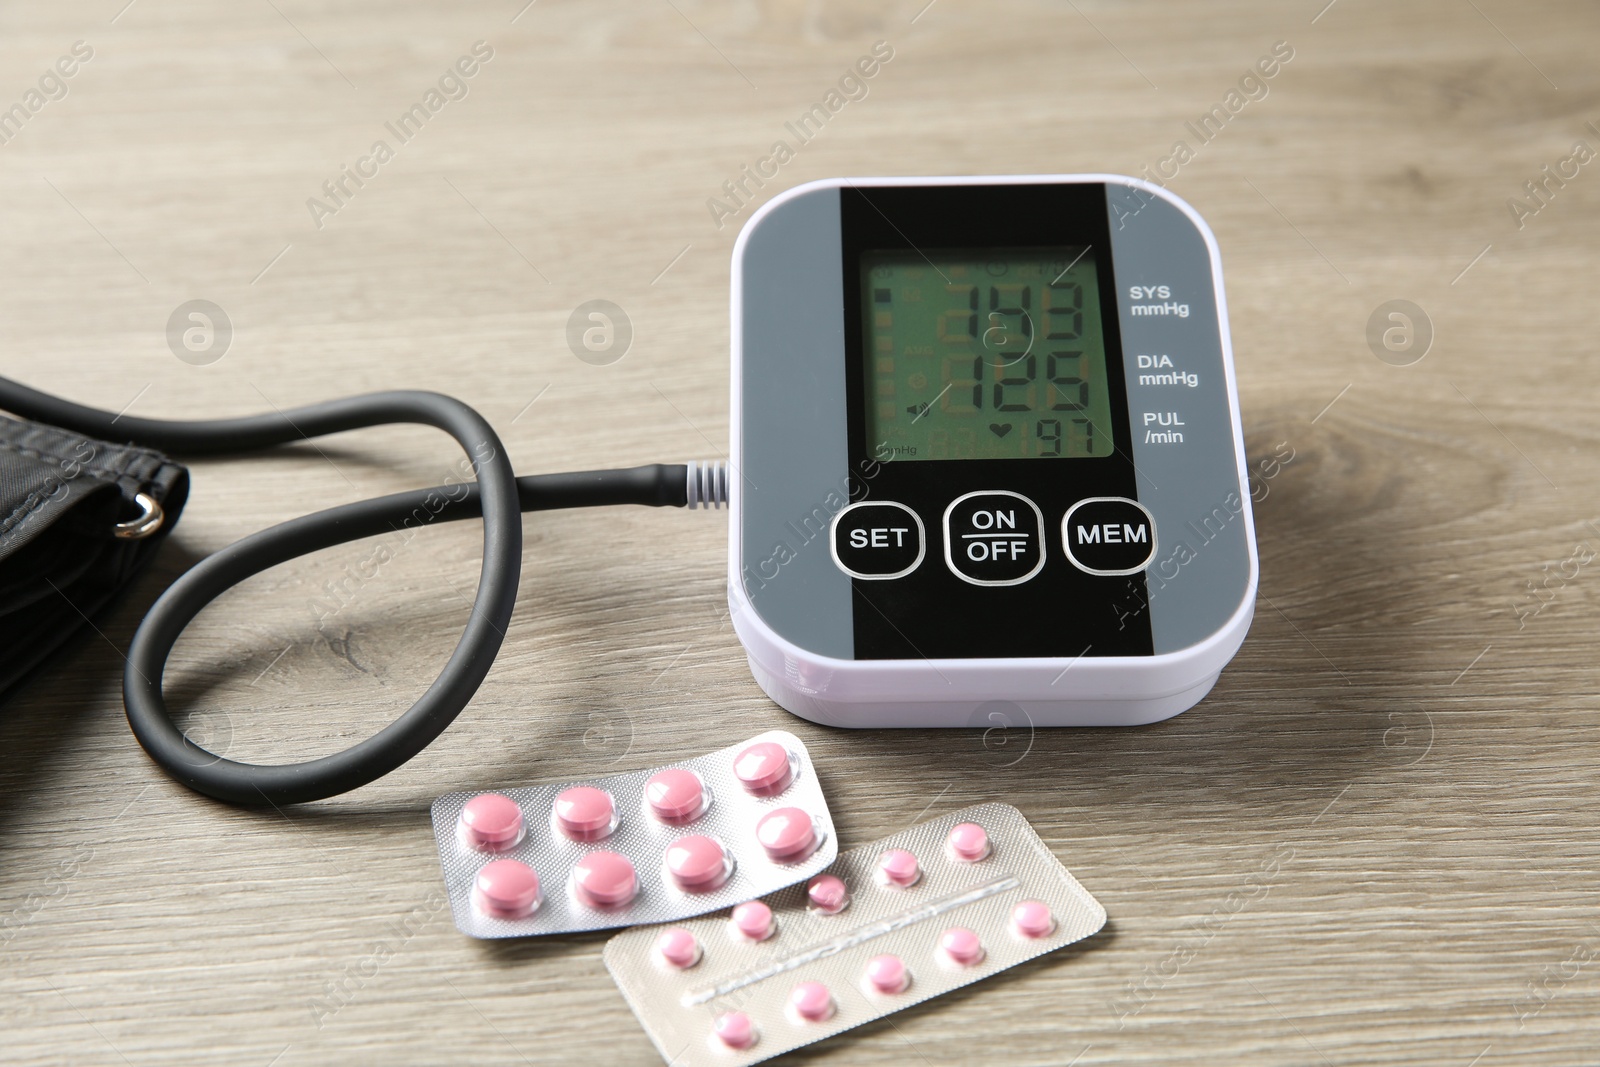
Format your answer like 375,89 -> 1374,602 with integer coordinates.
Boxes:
553,786 -> 617,841
755,807 -> 818,862
665,835 -> 731,891
472,859 -> 541,919
865,954 -> 909,994
645,768 -> 707,823
943,490 -> 1046,586
830,501 -> 926,580
733,741 -> 795,796
571,851 -> 637,908
1061,496 -> 1157,575
458,793 -> 524,851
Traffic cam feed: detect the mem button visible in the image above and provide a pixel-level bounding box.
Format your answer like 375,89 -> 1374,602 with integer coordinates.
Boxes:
1062,497 -> 1157,575
943,491 -> 1047,587
830,501 -> 926,580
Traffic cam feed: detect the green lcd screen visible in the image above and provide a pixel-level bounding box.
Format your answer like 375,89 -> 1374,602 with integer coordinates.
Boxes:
860,247 -> 1115,462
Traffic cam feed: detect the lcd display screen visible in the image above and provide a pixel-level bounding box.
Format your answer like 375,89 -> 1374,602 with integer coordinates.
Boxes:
860,247 -> 1115,461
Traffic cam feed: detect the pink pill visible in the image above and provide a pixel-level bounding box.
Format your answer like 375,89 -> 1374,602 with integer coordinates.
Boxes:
665,835 -> 732,891
553,786 -> 617,841
789,981 -> 835,1022
655,927 -> 701,969
865,954 -> 909,994
713,1011 -> 757,1050
571,850 -> 637,908
1012,899 -> 1056,939
877,848 -> 921,888
733,741 -> 794,796
645,768 -> 707,823
939,926 -> 984,966
731,900 -> 774,941
755,807 -> 818,862
807,874 -> 849,915
472,858 -> 540,919
458,793 -> 524,851
946,822 -> 991,862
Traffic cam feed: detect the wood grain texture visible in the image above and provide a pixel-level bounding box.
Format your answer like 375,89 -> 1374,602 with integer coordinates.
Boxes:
1,0 -> 1598,1063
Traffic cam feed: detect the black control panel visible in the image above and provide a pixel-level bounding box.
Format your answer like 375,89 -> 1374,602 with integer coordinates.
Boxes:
837,184 -> 1154,660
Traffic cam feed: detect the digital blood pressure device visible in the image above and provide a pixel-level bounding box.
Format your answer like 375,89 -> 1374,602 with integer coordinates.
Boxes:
729,175 -> 1257,728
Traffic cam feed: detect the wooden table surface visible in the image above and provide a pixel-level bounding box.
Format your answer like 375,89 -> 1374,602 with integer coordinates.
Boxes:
3,1 -> 1598,1063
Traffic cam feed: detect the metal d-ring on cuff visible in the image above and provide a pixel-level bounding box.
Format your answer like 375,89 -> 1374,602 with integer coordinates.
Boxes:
113,492 -> 165,540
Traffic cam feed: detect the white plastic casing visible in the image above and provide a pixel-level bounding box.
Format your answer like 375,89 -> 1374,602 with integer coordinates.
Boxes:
728,175 -> 1258,728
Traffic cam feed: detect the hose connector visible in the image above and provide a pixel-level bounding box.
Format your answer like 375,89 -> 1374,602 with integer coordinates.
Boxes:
685,460 -> 729,509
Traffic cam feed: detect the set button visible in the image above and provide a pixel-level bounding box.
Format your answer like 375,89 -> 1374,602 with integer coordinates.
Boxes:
942,491 -> 1046,586
1061,497 -> 1157,575
830,502 -> 925,580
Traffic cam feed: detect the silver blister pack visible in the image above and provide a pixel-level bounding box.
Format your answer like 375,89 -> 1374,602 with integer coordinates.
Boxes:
431,730 -> 837,938
603,802 -> 1106,1065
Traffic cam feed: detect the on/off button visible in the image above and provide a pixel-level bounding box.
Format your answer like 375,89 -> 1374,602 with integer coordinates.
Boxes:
943,491 -> 1047,586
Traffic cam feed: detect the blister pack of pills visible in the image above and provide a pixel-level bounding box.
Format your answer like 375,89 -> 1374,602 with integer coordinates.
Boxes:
603,802 -> 1106,1065
431,731 -> 837,938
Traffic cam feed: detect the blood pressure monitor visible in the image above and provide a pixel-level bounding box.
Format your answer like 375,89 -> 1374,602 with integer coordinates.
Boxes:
728,176 -> 1257,728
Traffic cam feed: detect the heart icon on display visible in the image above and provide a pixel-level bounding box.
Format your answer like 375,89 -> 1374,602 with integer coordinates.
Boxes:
988,423 -> 1012,438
